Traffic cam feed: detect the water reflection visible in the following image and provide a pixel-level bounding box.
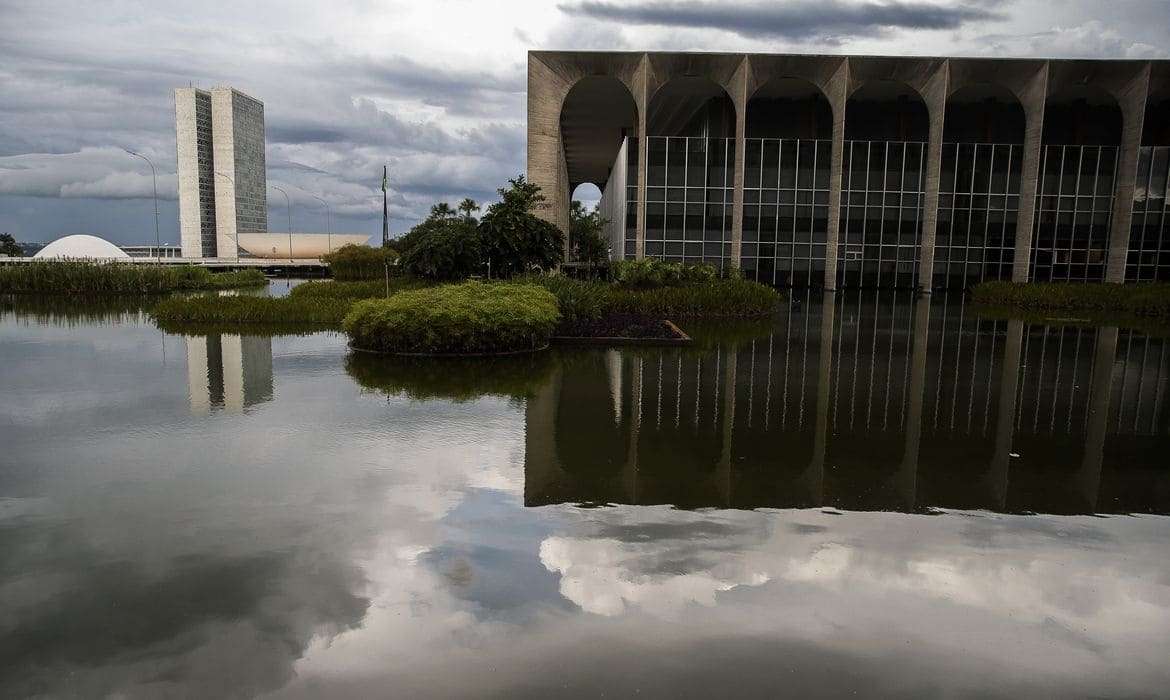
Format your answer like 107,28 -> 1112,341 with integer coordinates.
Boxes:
185,334 -> 274,414
526,291 -> 1170,515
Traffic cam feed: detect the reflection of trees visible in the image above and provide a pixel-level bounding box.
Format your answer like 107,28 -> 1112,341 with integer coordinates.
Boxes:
1,294 -> 154,327
345,351 -> 556,404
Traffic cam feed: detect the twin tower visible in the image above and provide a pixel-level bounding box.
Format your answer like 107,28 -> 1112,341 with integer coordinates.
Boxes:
174,87 -> 267,259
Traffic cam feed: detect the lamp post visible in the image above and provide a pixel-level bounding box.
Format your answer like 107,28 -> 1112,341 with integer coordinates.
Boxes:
213,171 -> 240,262
270,185 -> 292,261
309,194 -> 332,253
124,149 -> 161,263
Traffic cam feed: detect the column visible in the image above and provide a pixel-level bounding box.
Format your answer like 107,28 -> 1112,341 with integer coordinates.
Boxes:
635,56 -> 650,260
823,62 -> 849,290
1104,66 -> 1151,283
1011,66 -> 1049,283
917,62 -> 950,291
729,59 -> 749,270
897,295 -> 932,510
526,54 -> 570,236
806,291 -> 837,503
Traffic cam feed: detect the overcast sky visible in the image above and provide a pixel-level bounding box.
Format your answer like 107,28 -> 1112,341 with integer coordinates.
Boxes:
0,0 -> 1167,245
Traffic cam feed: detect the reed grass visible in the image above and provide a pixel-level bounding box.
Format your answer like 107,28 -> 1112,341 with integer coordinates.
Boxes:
526,275 -> 781,322
289,277 -> 427,300
0,261 -> 267,294
151,294 -> 351,327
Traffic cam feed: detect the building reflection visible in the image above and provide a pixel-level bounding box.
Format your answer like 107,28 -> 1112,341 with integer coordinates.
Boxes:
185,334 -> 274,414
525,292 -> 1170,515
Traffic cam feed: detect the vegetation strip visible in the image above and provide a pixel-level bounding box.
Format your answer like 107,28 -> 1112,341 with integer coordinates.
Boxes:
0,261 -> 268,294
971,281 -> 1170,317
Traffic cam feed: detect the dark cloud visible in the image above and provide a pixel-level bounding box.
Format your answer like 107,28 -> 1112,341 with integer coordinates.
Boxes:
558,0 -> 1007,40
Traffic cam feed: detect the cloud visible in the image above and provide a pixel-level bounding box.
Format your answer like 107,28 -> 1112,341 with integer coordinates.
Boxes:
0,147 -> 177,200
975,20 -> 1168,59
557,0 -> 1008,41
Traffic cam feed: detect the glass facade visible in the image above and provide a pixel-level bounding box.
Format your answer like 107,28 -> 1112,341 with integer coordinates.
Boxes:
838,140 -> 927,288
635,136 -> 734,269
1029,144 -> 1118,283
1127,146 -> 1170,282
606,135 -> 1161,289
742,139 -> 830,287
935,143 -> 1021,286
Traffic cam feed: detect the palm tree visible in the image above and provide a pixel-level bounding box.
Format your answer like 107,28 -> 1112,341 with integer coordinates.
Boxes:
429,202 -> 456,220
457,198 -> 480,224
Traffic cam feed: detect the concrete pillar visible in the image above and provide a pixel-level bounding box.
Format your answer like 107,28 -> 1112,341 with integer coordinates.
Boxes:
635,56 -> 651,260
823,62 -> 849,290
526,54 -> 572,238
917,61 -> 950,291
729,59 -> 750,270
1104,66 -> 1151,283
1011,66 -> 1049,283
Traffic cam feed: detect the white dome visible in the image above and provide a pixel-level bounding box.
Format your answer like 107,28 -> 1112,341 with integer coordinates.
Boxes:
34,235 -> 131,260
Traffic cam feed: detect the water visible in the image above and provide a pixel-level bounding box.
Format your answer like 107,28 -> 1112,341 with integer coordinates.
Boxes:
2,284 -> 1169,698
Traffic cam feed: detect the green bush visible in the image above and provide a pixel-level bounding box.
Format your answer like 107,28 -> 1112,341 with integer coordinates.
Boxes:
152,294 -> 351,327
0,261 -> 267,294
971,282 -> 1170,317
610,259 -> 718,288
527,275 -> 780,322
345,351 -> 555,403
399,219 -> 483,280
321,244 -> 398,281
289,278 -> 427,300
343,281 -> 561,354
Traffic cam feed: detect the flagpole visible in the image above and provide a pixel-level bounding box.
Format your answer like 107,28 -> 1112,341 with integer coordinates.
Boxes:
382,165 -> 390,298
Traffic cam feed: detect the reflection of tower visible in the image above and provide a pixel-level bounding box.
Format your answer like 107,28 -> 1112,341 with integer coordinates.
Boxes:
185,334 -> 273,415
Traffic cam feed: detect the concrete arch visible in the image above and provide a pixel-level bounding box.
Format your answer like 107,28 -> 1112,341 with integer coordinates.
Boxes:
559,76 -> 639,191
646,75 -> 738,137
745,76 -> 833,139
845,79 -> 931,141
944,83 -> 1026,144
1042,83 -> 1123,145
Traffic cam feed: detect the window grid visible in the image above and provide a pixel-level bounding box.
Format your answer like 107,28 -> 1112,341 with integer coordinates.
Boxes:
935,142 -> 1020,287
838,140 -> 927,288
742,138 -> 831,286
1029,144 -> 1118,283
642,136 -> 733,271
1126,146 -> 1170,282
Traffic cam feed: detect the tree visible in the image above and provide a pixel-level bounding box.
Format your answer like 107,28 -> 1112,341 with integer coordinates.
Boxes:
0,233 -> 22,257
477,175 -> 564,277
429,202 -> 456,220
399,217 -> 482,280
569,200 -> 608,270
457,198 -> 480,225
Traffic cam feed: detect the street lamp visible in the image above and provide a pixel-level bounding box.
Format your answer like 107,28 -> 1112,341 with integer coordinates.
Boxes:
270,185 -> 293,261
124,149 -> 161,263
213,171 -> 240,262
309,193 -> 332,253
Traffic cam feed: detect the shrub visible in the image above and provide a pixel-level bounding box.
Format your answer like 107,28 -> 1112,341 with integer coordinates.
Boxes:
610,259 -> 718,289
345,351 -> 554,403
0,261 -> 266,294
527,275 -> 780,322
321,244 -> 398,280
399,219 -> 483,280
289,278 -> 427,300
151,294 -> 352,327
971,282 -> 1170,317
478,175 -> 565,277
343,281 -> 561,354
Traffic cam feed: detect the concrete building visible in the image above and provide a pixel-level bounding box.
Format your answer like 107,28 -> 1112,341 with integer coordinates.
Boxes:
176,86 -> 267,258
185,333 -> 273,415
528,51 -> 1170,288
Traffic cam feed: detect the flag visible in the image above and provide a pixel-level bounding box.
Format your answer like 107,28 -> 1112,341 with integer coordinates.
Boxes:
381,166 -> 388,192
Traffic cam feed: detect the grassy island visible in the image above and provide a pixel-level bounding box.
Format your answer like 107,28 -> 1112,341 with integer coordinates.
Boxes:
0,261 -> 267,294
344,282 -> 560,355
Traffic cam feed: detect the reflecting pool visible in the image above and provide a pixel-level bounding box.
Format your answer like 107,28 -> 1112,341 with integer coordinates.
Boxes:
1,285 -> 1168,698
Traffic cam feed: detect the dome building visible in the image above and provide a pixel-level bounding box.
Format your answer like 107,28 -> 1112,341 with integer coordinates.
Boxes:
33,234 -> 131,260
